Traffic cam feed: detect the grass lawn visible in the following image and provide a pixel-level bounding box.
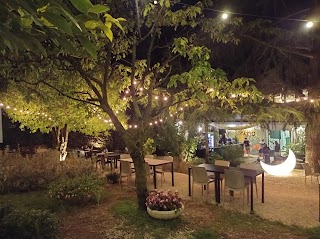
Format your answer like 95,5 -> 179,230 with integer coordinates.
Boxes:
1,184 -> 320,239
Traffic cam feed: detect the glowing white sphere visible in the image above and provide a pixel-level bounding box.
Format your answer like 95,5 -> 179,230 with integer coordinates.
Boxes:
260,149 -> 296,176
306,21 -> 313,28
221,13 -> 228,20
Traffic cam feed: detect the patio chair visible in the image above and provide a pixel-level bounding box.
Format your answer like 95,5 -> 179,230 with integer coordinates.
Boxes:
120,154 -> 131,159
302,163 -> 320,185
119,161 -> 135,184
223,169 -> 249,209
209,160 -> 230,189
145,162 -> 153,182
155,156 -> 173,183
191,166 -> 215,199
239,163 -> 259,198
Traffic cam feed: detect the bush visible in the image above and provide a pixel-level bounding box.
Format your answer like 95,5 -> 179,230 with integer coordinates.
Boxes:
3,208 -> 59,239
219,145 -> 244,166
106,172 -> 120,184
0,151 -> 95,194
48,174 -> 104,205
208,152 -> 224,164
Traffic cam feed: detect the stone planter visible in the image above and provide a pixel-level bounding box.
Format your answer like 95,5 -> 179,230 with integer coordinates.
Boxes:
147,205 -> 184,220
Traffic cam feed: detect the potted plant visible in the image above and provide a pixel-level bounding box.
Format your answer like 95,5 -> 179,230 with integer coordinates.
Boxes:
145,189 -> 184,220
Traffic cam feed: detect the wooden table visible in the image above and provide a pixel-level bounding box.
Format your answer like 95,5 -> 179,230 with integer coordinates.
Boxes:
119,158 -> 174,189
96,152 -> 121,169
188,164 -> 264,213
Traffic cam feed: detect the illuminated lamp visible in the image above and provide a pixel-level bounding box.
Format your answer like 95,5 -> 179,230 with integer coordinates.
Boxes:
260,149 -> 296,176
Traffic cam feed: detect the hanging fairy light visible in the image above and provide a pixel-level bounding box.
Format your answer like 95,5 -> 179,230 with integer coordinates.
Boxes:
221,12 -> 229,20
306,21 -> 314,28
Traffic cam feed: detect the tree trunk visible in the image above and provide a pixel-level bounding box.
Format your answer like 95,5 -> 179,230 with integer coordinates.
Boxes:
305,112 -> 320,172
122,131 -> 149,210
59,124 -> 69,161
51,127 -> 60,150
204,122 -> 209,163
130,146 -> 148,210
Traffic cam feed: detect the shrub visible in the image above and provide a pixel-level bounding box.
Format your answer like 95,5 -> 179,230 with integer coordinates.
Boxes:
208,152 -> 224,164
48,174 -> 104,205
219,145 -> 244,166
106,172 -> 120,184
3,208 -> 59,239
0,151 -> 95,194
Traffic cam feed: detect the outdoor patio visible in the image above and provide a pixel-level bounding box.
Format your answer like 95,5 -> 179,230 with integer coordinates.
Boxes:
120,165 -> 320,228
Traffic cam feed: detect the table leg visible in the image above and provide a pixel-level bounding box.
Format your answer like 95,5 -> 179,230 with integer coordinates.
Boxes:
153,165 -> 157,189
188,167 -> 191,196
250,177 -> 254,214
215,172 -> 221,204
262,172 -> 265,203
115,157 -> 118,169
171,162 -> 174,186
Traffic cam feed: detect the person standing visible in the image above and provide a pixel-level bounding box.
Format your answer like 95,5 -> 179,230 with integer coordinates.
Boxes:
259,139 -> 266,157
243,138 -> 250,155
274,141 -> 280,159
263,144 -> 270,164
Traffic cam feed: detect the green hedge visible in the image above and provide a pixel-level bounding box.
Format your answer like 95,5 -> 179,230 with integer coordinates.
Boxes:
2,208 -> 59,239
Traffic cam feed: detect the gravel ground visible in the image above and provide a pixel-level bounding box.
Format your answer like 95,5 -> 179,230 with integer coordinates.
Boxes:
154,165 -> 320,228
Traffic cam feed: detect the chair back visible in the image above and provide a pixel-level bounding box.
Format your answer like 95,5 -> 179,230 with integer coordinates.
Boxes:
192,166 -> 209,184
145,162 -> 152,175
224,169 -> 245,190
120,154 -> 131,159
120,161 -> 132,175
160,156 -> 173,171
302,163 -> 312,176
145,155 -> 154,159
214,160 -> 230,167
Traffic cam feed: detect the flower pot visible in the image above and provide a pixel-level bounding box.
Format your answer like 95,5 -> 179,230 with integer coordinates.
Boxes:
147,205 -> 184,220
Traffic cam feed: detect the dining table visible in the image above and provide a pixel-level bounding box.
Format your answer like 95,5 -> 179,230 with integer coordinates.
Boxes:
119,157 -> 174,189
96,152 -> 121,169
188,163 -> 264,213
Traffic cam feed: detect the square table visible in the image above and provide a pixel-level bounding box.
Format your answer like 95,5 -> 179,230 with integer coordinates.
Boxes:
188,163 -> 264,213
96,152 -> 121,169
119,158 -> 174,189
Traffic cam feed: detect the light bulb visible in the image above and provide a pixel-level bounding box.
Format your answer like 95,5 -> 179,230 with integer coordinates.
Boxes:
306,21 -> 313,28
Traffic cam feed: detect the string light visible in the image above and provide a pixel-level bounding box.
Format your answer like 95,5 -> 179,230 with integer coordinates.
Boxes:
221,12 -> 229,20
306,21 -> 314,28
178,2 -> 319,27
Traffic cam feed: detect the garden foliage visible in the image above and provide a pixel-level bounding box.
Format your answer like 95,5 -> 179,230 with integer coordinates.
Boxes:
0,151 -> 95,194
2,208 -> 59,239
48,174 -> 104,205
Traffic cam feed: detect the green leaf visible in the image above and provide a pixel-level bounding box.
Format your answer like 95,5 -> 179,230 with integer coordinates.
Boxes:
99,24 -> 113,41
59,6 -> 82,31
55,36 -> 79,57
88,4 -> 110,14
42,12 -> 73,35
76,35 -> 97,59
69,0 -> 93,14
85,20 -> 99,29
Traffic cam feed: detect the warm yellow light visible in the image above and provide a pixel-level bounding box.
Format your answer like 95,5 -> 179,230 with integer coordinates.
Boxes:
134,125 -> 138,128
310,99 -> 314,103
306,21 -> 314,28
296,98 -> 300,102
155,96 -> 159,100
163,96 -> 168,101
260,149 -> 296,176
221,13 -> 229,20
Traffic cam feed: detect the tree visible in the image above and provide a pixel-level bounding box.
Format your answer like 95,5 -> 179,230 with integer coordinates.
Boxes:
1,0 -> 263,209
